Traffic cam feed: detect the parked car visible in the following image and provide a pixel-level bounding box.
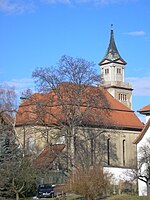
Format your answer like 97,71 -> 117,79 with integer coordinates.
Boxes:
36,184 -> 55,198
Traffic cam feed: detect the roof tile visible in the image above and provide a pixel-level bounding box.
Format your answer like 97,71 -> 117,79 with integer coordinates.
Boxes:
16,83 -> 143,131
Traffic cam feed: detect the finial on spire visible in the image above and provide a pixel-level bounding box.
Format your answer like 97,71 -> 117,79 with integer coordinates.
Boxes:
111,24 -> 113,31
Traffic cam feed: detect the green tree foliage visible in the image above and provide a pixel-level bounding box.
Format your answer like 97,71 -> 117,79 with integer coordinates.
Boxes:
0,155 -> 37,200
0,85 -> 37,200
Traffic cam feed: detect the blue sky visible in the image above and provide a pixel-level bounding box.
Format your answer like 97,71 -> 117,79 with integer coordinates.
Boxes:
0,0 -> 150,121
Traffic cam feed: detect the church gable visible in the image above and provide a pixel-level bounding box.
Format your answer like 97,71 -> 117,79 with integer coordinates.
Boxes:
133,118 -> 150,144
134,104 -> 150,144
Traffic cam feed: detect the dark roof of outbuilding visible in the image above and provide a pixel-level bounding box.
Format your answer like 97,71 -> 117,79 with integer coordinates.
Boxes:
33,144 -> 65,168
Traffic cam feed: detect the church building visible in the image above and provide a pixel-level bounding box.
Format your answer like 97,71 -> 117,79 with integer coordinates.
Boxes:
15,26 -> 144,187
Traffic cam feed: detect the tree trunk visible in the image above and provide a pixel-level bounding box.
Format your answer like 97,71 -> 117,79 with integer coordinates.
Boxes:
85,194 -> 94,200
16,192 -> 19,200
70,127 -> 75,167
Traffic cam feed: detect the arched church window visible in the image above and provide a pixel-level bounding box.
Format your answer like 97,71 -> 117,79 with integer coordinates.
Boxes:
91,137 -> 94,166
123,139 -> 126,166
107,138 -> 110,165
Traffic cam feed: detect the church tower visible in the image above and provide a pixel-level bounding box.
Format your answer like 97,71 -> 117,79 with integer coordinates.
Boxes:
99,25 -> 133,109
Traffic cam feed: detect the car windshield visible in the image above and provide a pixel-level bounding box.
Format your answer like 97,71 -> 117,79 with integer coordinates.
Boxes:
38,184 -> 52,190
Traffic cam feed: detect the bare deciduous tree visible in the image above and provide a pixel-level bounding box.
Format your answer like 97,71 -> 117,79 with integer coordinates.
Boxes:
137,139 -> 150,184
65,165 -> 113,200
30,55 -> 111,170
21,89 -> 33,99
124,138 -> 150,195
32,55 -> 101,93
0,84 -> 17,117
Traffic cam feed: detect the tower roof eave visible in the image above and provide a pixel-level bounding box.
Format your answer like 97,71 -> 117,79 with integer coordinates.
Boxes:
99,57 -> 127,66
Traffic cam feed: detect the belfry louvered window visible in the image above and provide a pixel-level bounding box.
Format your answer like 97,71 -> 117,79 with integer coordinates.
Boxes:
117,68 -> 121,74
119,94 -> 127,101
105,68 -> 109,74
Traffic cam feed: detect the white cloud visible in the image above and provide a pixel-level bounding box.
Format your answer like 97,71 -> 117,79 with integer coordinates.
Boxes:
0,0 -> 71,14
0,0 -> 35,14
42,0 -> 71,4
2,78 -> 35,95
76,0 -> 138,4
127,76 -> 150,96
125,31 -> 146,36
0,0 -> 139,14
43,0 -> 139,4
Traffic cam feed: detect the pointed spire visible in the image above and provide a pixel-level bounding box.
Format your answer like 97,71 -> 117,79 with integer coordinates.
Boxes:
99,24 -> 126,64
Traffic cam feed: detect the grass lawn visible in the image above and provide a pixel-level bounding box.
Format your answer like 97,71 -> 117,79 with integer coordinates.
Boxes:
106,194 -> 150,200
5,194 -> 81,200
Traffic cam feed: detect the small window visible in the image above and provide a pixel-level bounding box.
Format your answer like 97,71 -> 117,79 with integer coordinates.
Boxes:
117,68 -> 121,74
105,68 -> 109,74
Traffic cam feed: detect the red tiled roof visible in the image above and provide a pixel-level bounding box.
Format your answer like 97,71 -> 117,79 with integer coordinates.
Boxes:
138,104 -> 150,115
133,118 -> 150,144
15,83 -> 144,131
33,144 -> 65,168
